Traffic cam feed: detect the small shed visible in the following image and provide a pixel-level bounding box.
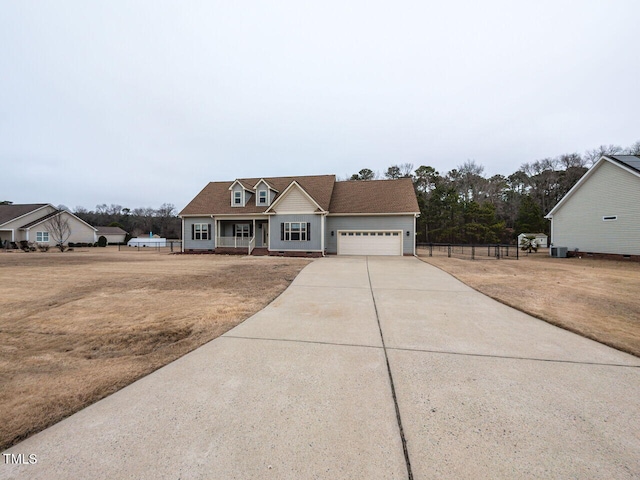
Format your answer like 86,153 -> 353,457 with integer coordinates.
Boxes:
518,233 -> 548,248
96,226 -> 127,244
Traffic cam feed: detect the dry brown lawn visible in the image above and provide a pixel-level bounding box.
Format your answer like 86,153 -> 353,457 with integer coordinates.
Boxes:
0,248 -> 311,451
418,248 -> 640,358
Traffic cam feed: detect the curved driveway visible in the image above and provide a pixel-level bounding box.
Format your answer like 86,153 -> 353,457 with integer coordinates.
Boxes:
3,256 -> 639,479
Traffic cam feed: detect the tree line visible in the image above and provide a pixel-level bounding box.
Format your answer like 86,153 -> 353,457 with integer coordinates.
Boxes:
349,140 -> 640,244
73,203 -> 181,239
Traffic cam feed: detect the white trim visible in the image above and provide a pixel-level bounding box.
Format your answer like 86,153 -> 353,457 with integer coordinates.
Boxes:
228,179 -> 252,191
320,214 -> 325,256
265,181 -> 325,214
252,178 -> 279,192
546,156 -> 640,218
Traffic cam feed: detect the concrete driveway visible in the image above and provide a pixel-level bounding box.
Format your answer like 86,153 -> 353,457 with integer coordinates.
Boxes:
2,256 -> 639,479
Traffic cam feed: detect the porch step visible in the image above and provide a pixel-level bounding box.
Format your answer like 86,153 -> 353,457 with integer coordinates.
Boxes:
251,247 -> 269,256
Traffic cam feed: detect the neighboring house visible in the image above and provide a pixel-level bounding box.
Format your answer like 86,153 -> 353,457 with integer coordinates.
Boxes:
179,175 -> 420,256
96,226 -> 128,244
0,204 -> 97,247
545,155 -> 640,257
517,233 -> 548,248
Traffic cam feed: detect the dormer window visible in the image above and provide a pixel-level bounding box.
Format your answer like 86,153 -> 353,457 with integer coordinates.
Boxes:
234,191 -> 242,205
259,190 -> 267,204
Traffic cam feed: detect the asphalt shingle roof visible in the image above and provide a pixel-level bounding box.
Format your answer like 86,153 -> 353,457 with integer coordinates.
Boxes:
179,175 -> 419,216
0,204 -> 48,226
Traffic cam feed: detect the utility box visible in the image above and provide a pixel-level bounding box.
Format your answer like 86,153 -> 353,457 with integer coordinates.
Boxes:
550,246 -> 568,258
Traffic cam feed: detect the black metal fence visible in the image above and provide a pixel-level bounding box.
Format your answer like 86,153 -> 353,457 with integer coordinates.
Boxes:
117,241 -> 182,253
417,243 -> 519,260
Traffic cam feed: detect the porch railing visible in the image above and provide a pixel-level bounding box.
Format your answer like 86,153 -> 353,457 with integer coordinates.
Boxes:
248,236 -> 256,255
216,236 -> 250,248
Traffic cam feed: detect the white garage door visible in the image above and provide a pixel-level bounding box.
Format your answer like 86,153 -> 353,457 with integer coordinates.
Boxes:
337,231 -> 403,256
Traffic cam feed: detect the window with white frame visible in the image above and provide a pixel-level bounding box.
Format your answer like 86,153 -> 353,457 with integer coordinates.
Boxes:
235,224 -> 250,237
36,231 -> 49,242
258,190 -> 267,204
233,191 -> 242,206
193,223 -> 209,240
283,222 -> 307,241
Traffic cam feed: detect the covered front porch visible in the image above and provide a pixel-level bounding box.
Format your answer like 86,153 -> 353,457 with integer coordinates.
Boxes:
215,218 -> 269,255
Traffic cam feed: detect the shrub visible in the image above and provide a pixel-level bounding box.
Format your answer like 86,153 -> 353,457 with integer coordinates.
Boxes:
37,244 -> 50,252
97,236 -> 107,247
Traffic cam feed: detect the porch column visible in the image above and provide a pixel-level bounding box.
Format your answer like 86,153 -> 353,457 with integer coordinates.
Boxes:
320,214 -> 325,256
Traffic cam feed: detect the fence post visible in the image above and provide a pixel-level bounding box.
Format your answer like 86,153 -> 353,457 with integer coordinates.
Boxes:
448,245 -> 451,258
429,243 -> 433,257
471,245 -> 475,260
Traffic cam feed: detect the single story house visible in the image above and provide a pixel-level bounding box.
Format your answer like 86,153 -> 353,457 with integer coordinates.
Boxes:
545,155 -> 640,257
179,175 -> 420,256
96,226 -> 128,244
517,233 -> 548,248
0,203 -> 97,247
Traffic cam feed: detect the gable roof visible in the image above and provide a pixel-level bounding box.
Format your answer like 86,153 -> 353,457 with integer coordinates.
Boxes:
96,226 -> 128,235
180,175 -> 336,215
265,180 -> 325,213
546,155 -> 640,218
329,178 -> 420,214
180,174 -> 420,216
0,204 -> 48,226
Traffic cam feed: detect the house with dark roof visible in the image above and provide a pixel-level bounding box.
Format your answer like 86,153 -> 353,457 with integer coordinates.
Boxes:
95,226 -> 128,244
0,204 -> 97,248
545,155 -> 640,258
179,175 -> 420,256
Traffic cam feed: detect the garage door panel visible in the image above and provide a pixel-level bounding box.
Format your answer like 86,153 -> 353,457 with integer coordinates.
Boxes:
337,231 -> 402,256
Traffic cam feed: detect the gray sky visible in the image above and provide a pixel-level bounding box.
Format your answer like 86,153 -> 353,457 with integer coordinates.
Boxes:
2,1 -> 639,211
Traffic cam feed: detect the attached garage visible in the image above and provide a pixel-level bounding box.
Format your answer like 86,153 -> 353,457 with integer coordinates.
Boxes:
337,230 -> 403,256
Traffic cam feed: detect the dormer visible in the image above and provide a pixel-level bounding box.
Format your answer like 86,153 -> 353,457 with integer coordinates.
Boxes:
229,180 -> 252,207
253,178 -> 279,207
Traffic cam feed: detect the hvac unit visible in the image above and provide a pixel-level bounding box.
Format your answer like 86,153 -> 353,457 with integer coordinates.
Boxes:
550,246 -> 568,258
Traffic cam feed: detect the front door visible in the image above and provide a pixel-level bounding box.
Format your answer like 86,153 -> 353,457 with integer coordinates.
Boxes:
262,223 -> 269,247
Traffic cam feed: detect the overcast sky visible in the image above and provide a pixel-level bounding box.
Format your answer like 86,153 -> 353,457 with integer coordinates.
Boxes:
1,1 -> 639,211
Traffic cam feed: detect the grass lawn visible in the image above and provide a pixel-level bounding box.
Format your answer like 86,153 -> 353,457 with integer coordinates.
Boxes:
0,248 -> 311,451
418,248 -> 640,358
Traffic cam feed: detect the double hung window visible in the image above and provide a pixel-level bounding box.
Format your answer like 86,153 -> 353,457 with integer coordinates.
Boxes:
235,224 -> 250,237
283,222 -> 307,241
36,231 -> 49,242
194,223 -> 209,240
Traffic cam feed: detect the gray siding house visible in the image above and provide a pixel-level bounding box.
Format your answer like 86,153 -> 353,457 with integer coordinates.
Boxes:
179,175 -> 419,256
545,155 -> 640,257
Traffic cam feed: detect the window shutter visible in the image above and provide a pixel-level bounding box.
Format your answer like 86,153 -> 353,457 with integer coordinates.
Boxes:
281,223 -> 284,241
233,224 -> 236,236
208,224 -> 212,240
191,224 -> 195,240
307,222 -> 311,241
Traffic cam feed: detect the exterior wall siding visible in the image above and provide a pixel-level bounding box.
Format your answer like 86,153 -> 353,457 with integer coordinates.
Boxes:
551,161 -> 640,255
269,214 -> 322,251
183,217 -> 215,250
325,215 -> 415,255
273,187 -> 316,213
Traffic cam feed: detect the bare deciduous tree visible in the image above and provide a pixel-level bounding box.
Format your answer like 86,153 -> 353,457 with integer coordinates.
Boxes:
44,212 -> 71,252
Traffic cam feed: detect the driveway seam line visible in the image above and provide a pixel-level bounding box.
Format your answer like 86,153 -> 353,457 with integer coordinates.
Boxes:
386,346 -> 640,368
366,257 -> 414,480
222,335 -> 382,350
220,336 -> 638,368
